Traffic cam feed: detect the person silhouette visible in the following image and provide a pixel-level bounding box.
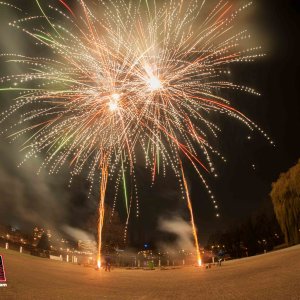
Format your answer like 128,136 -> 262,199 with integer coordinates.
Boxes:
105,254 -> 111,272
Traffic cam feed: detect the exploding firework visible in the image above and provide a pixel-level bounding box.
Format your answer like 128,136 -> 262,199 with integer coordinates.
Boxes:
0,0 -> 273,266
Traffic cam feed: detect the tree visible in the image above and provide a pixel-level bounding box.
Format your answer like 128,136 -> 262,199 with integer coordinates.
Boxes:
206,203 -> 284,258
103,207 -> 124,250
86,204 -> 124,252
37,233 -> 51,251
270,159 -> 300,245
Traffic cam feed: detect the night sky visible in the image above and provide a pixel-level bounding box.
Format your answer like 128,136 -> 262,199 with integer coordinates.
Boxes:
0,0 -> 299,247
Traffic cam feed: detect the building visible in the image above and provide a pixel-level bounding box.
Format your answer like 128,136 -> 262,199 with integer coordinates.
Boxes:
33,227 -> 52,245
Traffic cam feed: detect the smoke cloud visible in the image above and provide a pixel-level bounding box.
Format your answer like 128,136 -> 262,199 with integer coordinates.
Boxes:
63,225 -> 95,242
157,215 -> 195,252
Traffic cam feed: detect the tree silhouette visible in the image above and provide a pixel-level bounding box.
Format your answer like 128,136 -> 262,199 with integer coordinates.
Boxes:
206,204 -> 283,258
86,204 -> 124,252
270,159 -> 300,245
37,233 -> 51,251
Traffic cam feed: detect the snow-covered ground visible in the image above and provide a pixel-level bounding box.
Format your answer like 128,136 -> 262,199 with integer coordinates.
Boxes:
1,245 -> 299,299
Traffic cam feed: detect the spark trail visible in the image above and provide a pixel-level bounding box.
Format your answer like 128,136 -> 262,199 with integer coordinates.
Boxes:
97,162 -> 108,268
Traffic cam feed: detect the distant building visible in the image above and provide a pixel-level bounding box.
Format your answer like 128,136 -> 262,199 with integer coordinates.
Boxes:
33,227 -> 52,245
0,226 -> 30,245
33,227 -> 43,242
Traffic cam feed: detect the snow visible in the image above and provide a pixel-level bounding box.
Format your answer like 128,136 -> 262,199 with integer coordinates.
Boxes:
1,245 -> 299,299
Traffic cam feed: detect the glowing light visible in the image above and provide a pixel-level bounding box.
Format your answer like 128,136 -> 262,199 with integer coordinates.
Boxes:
111,93 -> 120,101
108,101 -> 118,111
97,259 -> 101,269
108,93 -> 120,111
148,76 -> 162,91
198,258 -> 202,267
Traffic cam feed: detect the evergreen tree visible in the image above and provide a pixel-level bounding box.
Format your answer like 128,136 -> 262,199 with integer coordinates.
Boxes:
37,233 -> 51,251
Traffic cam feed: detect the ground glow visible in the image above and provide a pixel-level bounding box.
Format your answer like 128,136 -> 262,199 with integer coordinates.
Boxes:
198,258 -> 202,267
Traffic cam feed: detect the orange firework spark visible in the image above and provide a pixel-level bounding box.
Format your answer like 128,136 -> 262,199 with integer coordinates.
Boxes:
97,161 -> 108,269
180,161 -> 202,266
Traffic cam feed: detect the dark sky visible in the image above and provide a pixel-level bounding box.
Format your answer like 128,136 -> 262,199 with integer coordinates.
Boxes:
192,0 -> 300,241
0,0 -> 299,248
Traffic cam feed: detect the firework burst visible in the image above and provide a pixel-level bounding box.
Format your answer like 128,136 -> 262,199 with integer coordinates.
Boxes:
0,0 -> 273,266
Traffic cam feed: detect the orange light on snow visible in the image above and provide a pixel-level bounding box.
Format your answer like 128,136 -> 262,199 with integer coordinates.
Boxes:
198,258 -> 202,267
